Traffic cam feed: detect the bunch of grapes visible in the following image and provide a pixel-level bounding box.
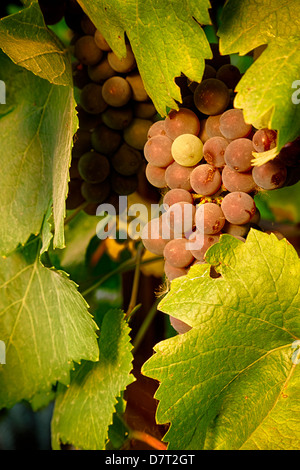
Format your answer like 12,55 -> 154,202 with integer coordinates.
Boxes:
141,60 -> 300,290
38,0 -> 158,215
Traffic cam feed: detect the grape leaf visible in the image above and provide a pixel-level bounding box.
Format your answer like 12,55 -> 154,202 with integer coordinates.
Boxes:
51,309 -> 134,450
142,230 -> 300,450
77,0 -> 212,115
0,51 -> 77,255
0,1 -> 73,86
0,240 -> 99,409
218,0 -> 300,158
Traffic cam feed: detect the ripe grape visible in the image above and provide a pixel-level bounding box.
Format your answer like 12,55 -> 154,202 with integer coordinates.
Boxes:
169,316 -> 192,334
141,217 -> 170,255
223,221 -> 250,238
81,179 -> 111,203
78,151 -> 110,183
107,44 -> 136,73
219,109 -> 252,139
87,57 -> 115,82
164,262 -> 188,281
171,134 -> 203,167
224,138 -> 254,172
165,202 -> 196,236
204,114 -> 223,138
252,128 -> 277,153
195,203 -> 225,234
164,108 -> 200,140
91,124 -> 122,155
163,238 -> 194,268
190,164 -> 222,195
203,136 -> 228,168
222,165 -> 257,193
277,138 -> 300,167
252,160 -> 287,190
147,120 -> 167,139
94,30 -> 112,51
126,72 -> 149,101
163,188 -> 193,208
216,64 -> 241,90
165,162 -> 195,191
221,192 -> 256,225
123,118 -> 152,150
145,164 -> 166,188
111,143 -> 143,176
72,61 -> 89,89
74,35 -> 103,66
101,105 -> 133,130
144,135 -> 174,167
188,231 -> 220,260
102,76 -> 132,107
134,102 -> 157,119
111,172 -> 138,195
80,83 -> 108,114
193,78 -> 230,115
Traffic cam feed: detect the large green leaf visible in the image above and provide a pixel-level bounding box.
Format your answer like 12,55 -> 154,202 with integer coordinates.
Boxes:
218,0 -> 300,157
143,231 -> 300,450
0,241 -> 99,409
78,0 -> 212,115
0,1 -> 73,86
0,51 -> 77,255
51,309 -> 134,450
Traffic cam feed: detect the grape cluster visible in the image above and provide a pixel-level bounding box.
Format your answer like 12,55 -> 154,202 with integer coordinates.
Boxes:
38,0 -> 157,214
141,60 -> 300,288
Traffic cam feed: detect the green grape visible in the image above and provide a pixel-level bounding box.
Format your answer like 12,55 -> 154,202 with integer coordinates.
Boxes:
87,57 -> 115,83
78,151 -> 110,183
111,143 -> 143,176
81,179 -> 111,203
66,179 -> 85,210
111,172 -> 138,195
102,76 -> 132,107
91,124 -> 122,155
123,118 -> 153,150
74,35 -> 103,66
107,44 -> 136,73
72,128 -> 92,159
134,101 -> 157,119
80,83 -> 108,114
94,30 -> 112,51
193,79 -> 230,116
216,64 -> 241,90
126,72 -> 149,102
102,106 -> 133,130
171,134 -> 203,167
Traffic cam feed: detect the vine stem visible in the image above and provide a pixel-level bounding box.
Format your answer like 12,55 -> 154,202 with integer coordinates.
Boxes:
64,201 -> 89,226
125,243 -> 144,319
132,297 -> 161,352
128,430 -> 167,451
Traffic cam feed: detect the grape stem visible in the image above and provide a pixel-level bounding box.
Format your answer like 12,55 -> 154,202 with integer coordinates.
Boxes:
132,297 -> 161,352
128,430 -> 167,450
64,201 -> 89,226
125,242 -> 144,319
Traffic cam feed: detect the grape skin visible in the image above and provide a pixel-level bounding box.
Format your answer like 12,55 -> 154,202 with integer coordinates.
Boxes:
170,316 -> 192,334
195,203 -> 225,234
188,231 -> 220,260
203,136 -> 228,168
163,188 -> 193,208
107,44 -> 136,73
111,143 -> 143,176
163,238 -> 194,268
252,160 -> 287,190
81,179 -> 111,203
252,128 -> 277,152
205,114 -> 223,138
75,35 -> 103,66
144,135 -> 174,167
221,191 -> 256,225
147,120 -> 167,139
165,202 -> 196,236
78,151 -> 110,183
222,165 -> 257,193
171,134 -> 203,167
102,76 -> 132,107
164,262 -> 188,281
91,124 -> 122,155
224,138 -> 254,172
193,78 -> 230,116
123,118 -> 153,150
190,164 -> 222,195
165,162 -> 195,191
216,64 -> 241,90
111,172 -> 138,195
164,108 -> 200,140
141,217 -> 170,255
219,109 -> 252,140
145,164 -> 166,188
80,83 -> 108,114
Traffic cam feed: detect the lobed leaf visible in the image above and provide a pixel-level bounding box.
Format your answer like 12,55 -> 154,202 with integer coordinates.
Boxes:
77,0 -> 212,115
143,231 -> 300,449
51,309 -> 134,450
